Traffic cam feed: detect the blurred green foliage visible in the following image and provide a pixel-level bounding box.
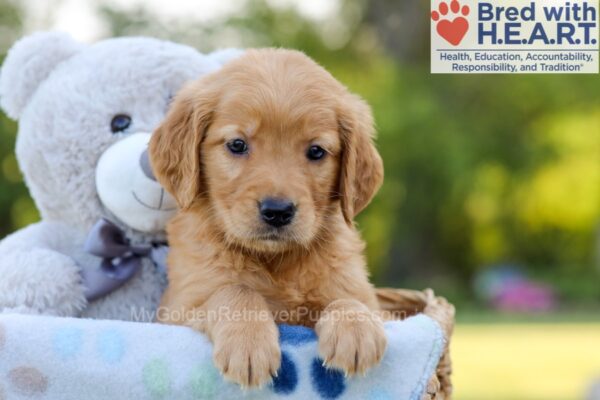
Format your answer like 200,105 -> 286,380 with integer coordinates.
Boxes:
0,0 -> 40,239
0,0 -> 598,306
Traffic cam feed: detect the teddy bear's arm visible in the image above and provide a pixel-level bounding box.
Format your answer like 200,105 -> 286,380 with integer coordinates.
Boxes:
0,221 -> 87,316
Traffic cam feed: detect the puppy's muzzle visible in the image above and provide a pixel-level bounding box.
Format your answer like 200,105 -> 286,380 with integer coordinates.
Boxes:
259,198 -> 296,228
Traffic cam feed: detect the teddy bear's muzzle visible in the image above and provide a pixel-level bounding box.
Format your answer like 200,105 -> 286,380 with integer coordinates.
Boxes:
96,133 -> 177,233
139,149 -> 157,181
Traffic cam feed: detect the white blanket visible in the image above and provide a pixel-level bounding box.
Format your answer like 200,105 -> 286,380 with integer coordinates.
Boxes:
0,313 -> 444,400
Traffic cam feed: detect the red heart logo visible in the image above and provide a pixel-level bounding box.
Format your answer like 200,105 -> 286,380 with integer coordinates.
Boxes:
436,17 -> 468,46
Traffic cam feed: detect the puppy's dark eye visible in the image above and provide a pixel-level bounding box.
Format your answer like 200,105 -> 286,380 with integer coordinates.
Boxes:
227,139 -> 248,155
307,145 -> 326,161
111,114 -> 132,133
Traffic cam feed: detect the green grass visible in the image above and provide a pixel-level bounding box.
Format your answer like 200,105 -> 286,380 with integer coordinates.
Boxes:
452,323 -> 600,400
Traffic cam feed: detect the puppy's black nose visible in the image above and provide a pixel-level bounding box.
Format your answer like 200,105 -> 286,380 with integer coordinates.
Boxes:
260,198 -> 296,228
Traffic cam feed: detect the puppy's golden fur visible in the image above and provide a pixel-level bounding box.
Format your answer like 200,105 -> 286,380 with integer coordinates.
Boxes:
150,48 -> 385,388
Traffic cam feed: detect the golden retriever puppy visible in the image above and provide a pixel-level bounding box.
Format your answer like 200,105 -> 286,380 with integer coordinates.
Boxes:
149,48 -> 386,388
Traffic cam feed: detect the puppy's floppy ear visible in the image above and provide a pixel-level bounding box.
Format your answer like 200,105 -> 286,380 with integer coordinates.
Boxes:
149,82 -> 217,209
337,94 -> 384,225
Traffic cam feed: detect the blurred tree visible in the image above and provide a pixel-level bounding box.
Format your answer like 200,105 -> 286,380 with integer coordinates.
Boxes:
0,0 -> 39,239
365,0 -> 430,63
0,0 -> 21,50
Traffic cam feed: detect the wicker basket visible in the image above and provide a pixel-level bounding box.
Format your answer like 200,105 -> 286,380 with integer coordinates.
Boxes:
376,288 -> 455,400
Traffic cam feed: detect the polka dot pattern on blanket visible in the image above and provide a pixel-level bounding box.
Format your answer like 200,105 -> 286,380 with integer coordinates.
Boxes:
310,358 -> 347,399
53,326 -> 83,360
278,324 -> 317,345
271,351 -> 298,394
8,367 -> 48,396
0,315 -> 445,400
142,358 -> 171,398
189,362 -> 219,398
277,324 -> 349,399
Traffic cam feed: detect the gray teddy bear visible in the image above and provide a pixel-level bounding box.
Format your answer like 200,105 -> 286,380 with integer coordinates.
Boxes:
0,32 -> 240,320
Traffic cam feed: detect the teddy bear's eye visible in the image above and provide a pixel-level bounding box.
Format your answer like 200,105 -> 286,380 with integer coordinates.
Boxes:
110,114 -> 132,133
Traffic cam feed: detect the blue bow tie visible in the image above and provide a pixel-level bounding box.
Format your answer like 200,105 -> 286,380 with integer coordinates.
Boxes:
82,218 -> 168,302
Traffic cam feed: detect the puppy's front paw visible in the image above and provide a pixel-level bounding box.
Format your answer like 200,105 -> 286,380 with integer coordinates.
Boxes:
316,300 -> 387,376
212,322 -> 281,388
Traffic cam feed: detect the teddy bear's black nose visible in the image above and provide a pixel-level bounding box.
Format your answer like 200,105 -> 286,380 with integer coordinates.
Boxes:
139,149 -> 157,181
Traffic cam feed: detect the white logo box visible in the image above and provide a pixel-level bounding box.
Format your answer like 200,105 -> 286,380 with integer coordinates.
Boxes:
431,0 -> 599,74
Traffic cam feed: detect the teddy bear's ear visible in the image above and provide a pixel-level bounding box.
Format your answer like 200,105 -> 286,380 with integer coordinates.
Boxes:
208,48 -> 245,66
0,31 -> 83,119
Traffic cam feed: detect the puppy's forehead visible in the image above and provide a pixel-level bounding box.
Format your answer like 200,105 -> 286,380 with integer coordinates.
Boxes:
216,106 -> 338,140
216,85 -> 339,137
207,49 -> 346,146
218,52 -> 340,113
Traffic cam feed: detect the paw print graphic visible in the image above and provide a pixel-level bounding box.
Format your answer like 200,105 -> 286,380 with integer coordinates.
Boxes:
431,0 -> 470,46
